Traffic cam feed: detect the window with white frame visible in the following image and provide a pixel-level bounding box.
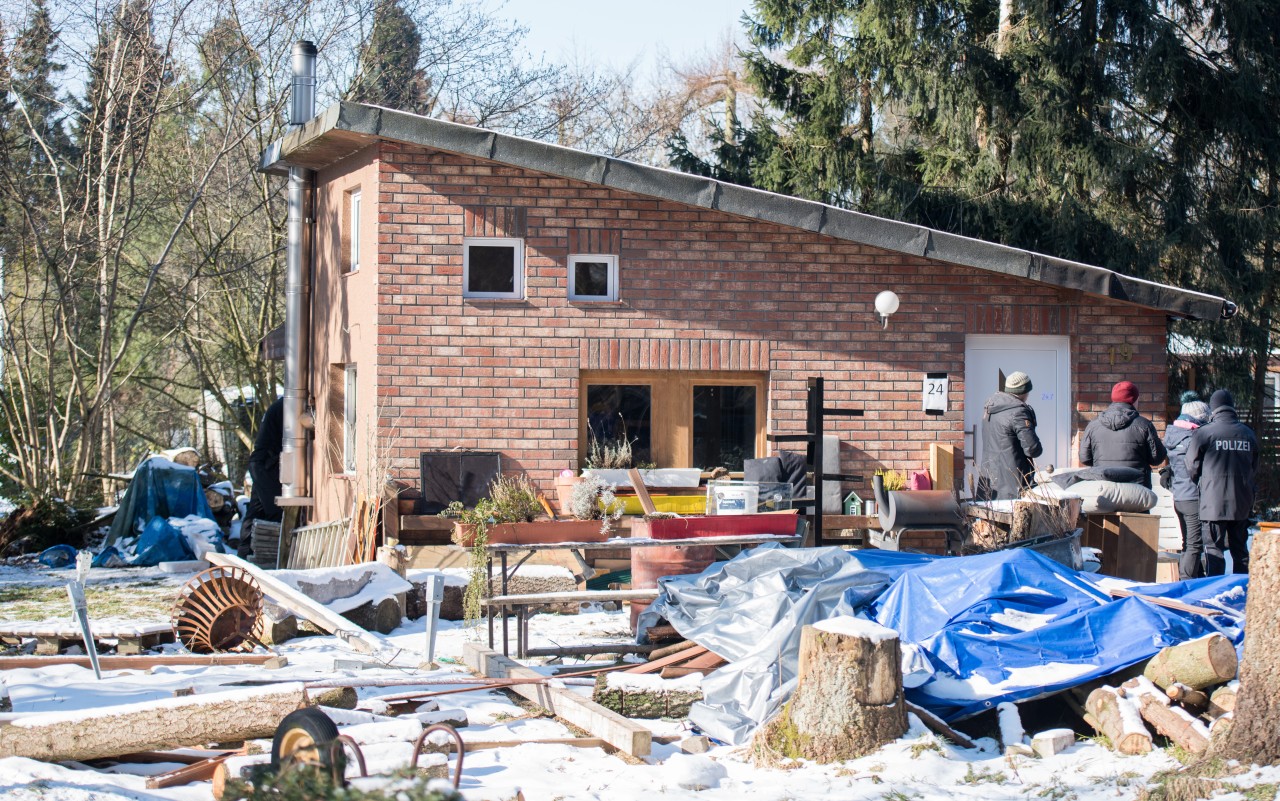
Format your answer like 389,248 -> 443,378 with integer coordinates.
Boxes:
342,187 -> 361,274
343,365 -> 357,473
463,237 -> 524,298
568,254 -> 619,301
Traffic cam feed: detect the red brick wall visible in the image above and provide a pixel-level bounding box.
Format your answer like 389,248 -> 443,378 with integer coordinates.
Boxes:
355,141 -> 1170,497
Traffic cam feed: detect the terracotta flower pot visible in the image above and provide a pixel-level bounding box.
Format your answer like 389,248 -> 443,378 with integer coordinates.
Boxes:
453,519 -> 611,547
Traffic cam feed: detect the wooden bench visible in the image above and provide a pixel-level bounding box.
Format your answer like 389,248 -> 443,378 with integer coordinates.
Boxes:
483,589 -> 661,659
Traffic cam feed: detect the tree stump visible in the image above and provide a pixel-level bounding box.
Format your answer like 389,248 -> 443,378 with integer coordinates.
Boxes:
1143,633 -> 1237,690
1219,530 -> 1280,764
755,617 -> 907,763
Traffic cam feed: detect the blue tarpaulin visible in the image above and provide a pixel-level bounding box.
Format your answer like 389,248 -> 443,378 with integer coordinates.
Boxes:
646,544 -> 1247,743
105,458 -> 212,548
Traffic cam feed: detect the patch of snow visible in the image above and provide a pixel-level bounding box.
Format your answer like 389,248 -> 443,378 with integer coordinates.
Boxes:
273,562 -> 411,613
658,754 -> 727,790
812,615 -> 898,642
605,672 -> 703,692
989,608 -> 1057,631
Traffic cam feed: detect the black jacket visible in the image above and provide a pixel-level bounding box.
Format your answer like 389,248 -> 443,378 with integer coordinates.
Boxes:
1187,407 -> 1259,521
1079,403 -> 1167,487
979,392 -> 1043,500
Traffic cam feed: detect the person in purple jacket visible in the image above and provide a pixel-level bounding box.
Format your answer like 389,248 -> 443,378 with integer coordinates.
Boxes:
1163,394 -> 1209,578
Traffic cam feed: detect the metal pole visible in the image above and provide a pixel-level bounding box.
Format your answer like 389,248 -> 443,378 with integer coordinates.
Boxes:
68,550 -> 101,679
422,574 -> 444,667
280,41 -> 317,499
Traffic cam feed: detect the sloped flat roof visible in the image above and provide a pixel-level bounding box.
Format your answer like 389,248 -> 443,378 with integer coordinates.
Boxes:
262,101 -> 1233,321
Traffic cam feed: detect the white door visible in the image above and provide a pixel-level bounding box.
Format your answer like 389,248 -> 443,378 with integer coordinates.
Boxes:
963,335 -> 1071,496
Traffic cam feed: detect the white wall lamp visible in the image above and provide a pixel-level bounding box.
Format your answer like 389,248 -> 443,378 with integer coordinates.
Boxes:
874,290 -> 900,329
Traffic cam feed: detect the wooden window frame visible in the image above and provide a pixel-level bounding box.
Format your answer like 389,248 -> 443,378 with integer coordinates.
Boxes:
578,370 -> 768,469
463,236 -> 525,299
568,253 -> 619,302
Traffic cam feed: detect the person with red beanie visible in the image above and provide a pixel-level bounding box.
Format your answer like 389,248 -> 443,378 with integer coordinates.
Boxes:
1078,380 -> 1167,488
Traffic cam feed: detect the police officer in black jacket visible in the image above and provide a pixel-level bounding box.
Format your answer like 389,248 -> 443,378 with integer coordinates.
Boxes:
1186,390 -> 1259,575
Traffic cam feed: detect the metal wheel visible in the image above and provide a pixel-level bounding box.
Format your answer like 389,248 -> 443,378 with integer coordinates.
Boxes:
170,565 -> 263,653
271,708 -> 346,780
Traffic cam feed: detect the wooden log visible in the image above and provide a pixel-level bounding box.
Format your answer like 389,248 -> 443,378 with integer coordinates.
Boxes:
755,617 -> 907,763
1131,678 -> 1210,754
905,701 -> 975,749
648,640 -> 698,661
463,643 -> 651,757
1166,683 -> 1209,714
0,684 -> 308,762
206,552 -> 390,657
1083,686 -> 1153,754
1208,684 -> 1237,718
1143,634 -> 1237,690
1218,530 -> 1280,763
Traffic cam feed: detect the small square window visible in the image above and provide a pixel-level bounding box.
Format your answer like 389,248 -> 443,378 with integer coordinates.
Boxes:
568,254 -> 618,302
463,237 -> 524,299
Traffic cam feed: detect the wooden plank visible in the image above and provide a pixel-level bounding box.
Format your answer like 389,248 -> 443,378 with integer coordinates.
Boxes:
623,646 -> 709,674
628,469 -> 659,516
820,514 -> 880,531
206,552 -> 389,657
484,589 -> 659,607
463,643 -> 651,757
1108,588 -> 1222,617
145,753 -> 235,789
0,654 -> 276,671
929,443 -> 957,493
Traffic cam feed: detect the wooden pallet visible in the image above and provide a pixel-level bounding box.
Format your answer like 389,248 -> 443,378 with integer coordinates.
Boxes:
0,621 -> 174,655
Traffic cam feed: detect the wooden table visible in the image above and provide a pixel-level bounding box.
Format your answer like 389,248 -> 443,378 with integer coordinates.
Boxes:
484,533 -> 803,657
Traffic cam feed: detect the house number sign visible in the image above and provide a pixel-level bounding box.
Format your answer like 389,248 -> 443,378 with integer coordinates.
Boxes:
922,373 -> 948,415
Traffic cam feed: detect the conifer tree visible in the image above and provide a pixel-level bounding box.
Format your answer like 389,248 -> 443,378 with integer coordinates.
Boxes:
348,0 -> 431,114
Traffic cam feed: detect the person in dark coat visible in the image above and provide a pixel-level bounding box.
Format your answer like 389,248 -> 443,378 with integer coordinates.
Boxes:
1164,395 -> 1210,578
239,396 -> 284,556
1079,381 -> 1167,488
1186,390 -> 1259,575
978,371 -> 1043,500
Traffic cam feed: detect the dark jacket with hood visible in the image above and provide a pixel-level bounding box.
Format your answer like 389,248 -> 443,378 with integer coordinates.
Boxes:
1163,415 -> 1204,504
1079,402 -> 1167,487
1187,406 -> 1259,521
980,392 -> 1043,500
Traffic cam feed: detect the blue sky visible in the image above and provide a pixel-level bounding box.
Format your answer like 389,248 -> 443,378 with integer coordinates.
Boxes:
501,0 -> 752,71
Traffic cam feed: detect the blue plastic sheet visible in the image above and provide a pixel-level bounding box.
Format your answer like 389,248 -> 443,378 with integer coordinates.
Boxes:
652,545 -> 1248,742
105,458 -> 213,547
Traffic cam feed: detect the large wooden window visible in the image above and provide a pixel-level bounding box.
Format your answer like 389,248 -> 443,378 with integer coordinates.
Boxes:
579,371 -> 767,470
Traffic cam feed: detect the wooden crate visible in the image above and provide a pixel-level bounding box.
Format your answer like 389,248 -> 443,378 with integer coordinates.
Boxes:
1083,512 -> 1160,582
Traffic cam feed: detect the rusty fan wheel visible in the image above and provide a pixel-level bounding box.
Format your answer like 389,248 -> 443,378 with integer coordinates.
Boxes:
170,565 -> 264,653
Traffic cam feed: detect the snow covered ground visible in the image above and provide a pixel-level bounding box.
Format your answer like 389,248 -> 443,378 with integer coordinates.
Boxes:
0,565 -> 1258,801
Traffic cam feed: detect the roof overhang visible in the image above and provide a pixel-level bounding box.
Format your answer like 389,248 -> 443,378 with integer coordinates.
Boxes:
262,102 -> 1234,322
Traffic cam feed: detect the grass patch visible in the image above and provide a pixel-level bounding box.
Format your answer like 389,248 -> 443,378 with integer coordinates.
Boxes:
960,764 -> 1008,785
0,579 -> 177,622
909,737 -> 943,759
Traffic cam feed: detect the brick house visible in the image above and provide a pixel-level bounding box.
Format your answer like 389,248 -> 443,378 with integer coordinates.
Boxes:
260,102 -> 1232,523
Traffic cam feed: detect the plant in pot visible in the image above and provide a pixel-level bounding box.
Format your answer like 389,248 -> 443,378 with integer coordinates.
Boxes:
566,474 -> 624,535
440,474 -> 540,624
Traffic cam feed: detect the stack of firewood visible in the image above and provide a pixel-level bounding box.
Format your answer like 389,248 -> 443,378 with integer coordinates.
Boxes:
1076,633 -> 1237,755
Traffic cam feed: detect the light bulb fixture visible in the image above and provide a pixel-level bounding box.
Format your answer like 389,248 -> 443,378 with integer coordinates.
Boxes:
874,290 -> 900,329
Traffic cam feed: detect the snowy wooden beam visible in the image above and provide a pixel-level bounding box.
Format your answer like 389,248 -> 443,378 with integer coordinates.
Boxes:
463,642 -> 652,757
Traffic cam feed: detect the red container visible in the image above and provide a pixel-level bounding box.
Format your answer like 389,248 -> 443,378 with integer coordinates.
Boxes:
629,512 -> 799,541
629,543 -> 717,633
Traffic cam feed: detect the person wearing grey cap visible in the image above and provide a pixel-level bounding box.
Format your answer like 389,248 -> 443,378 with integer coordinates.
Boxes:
978,371 -> 1043,500
1187,389 -> 1259,575
1163,393 -> 1210,578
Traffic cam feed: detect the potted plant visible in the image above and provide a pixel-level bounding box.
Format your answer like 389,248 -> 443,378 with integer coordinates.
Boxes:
566,474 -> 624,535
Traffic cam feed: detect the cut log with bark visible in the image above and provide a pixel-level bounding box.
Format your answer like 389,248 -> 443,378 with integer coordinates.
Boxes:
1143,634 -> 1237,690
1131,678 -> 1210,755
1208,684 -> 1237,719
1084,686 -> 1153,755
1166,683 -> 1209,714
754,618 -> 907,764
0,684 -> 308,762
1219,529 -> 1280,764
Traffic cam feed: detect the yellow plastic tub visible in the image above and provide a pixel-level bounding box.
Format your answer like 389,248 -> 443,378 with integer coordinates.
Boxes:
617,494 -> 707,515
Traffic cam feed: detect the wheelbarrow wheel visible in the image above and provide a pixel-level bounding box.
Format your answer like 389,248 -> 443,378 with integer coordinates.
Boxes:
271,707 -> 346,780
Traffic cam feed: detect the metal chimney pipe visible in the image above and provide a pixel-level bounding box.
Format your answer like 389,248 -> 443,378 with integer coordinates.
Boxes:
281,41 -> 317,501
